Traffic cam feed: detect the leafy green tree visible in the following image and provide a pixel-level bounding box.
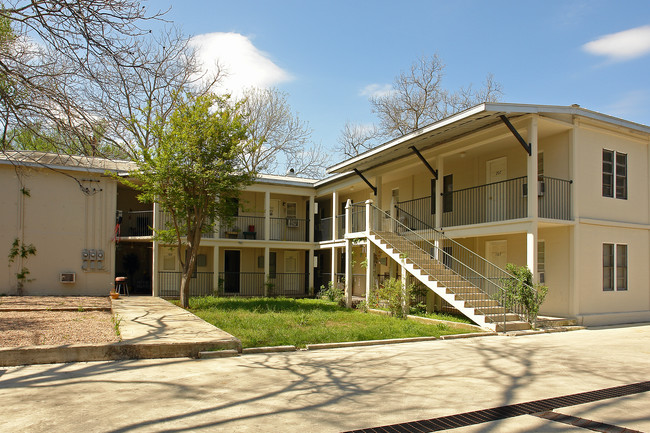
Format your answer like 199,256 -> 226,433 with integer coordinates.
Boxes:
128,93 -> 256,308
502,264 -> 549,328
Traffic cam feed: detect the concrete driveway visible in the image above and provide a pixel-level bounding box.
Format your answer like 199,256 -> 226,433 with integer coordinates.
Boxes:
1,324 -> 649,432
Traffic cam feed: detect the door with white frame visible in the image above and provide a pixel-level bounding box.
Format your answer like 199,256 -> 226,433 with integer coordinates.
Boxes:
486,157 -> 507,222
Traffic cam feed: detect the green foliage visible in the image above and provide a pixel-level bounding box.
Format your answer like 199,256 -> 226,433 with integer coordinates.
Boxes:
125,93 -> 256,307
8,237 -> 37,294
369,277 -> 417,319
318,281 -> 345,307
180,296 -> 472,348
265,277 -> 276,297
502,263 -> 549,327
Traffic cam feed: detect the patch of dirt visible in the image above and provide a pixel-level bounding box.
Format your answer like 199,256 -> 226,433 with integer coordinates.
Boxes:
0,296 -> 119,347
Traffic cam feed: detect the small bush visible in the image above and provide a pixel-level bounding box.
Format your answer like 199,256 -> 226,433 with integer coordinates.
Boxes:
369,277 -> 416,319
318,281 -> 345,307
502,264 -> 549,327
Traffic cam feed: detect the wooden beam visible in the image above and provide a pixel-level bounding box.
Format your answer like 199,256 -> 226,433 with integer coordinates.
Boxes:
500,115 -> 531,156
409,146 -> 438,179
353,168 -> 377,195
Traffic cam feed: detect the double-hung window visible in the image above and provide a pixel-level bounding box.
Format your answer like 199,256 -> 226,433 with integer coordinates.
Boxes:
602,150 -> 627,199
603,243 -> 627,291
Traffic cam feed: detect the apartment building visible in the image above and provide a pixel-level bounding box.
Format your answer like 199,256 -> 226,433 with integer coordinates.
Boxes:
2,103 -> 649,327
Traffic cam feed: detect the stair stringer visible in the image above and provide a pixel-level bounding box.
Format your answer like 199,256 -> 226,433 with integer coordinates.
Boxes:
367,232 -> 494,330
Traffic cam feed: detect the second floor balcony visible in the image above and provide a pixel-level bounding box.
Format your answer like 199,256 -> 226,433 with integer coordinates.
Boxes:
396,175 -> 572,230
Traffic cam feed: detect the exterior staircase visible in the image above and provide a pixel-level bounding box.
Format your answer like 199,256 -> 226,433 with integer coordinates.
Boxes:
365,204 -> 530,332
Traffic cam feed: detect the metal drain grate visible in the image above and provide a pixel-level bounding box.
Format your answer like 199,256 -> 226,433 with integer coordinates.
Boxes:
344,381 -> 650,433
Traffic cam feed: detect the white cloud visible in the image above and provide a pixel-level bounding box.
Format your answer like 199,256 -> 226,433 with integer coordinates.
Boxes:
360,83 -> 394,98
583,25 -> 650,62
189,32 -> 292,94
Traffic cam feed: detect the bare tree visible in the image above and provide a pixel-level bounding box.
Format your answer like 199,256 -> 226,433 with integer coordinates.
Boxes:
0,1 -> 165,155
238,87 -> 318,175
336,121 -> 380,158
339,54 -> 503,157
286,142 -> 329,179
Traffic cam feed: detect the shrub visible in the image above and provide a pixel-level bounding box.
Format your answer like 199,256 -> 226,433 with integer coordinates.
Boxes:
318,281 -> 345,307
502,264 -> 549,328
369,277 -> 416,319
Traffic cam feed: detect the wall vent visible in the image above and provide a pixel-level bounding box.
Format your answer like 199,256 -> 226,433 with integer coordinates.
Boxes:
59,272 -> 76,283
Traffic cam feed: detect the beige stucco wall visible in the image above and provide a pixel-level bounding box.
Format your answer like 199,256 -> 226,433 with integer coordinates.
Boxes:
576,223 -> 650,322
575,125 -> 649,224
0,165 -> 116,296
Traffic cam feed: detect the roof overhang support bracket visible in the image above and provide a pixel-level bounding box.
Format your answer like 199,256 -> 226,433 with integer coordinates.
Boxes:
409,146 -> 438,180
500,115 -> 531,156
353,168 -> 377,196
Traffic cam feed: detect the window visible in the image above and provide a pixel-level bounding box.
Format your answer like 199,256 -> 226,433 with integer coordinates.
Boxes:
538,241 -> 545,284
603,243 -> 627,291
602,150 -> 627,199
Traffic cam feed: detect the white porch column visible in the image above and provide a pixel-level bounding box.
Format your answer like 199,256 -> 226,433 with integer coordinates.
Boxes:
212,245 -> 220,294
264,191 -> 271,241
330,246 -> 337,288
527,115 -> 539,219
309,195 -> 315,243
344,199 -> 352,307
366,240 -> 374,304
264,246 -> 270,296
151,202 -> 160,297
332,191 -> 338,240
401,266 -> 408,316
527,221 -> 538,280
569,121 -> 580,317
435,157 -> 443,229
308,248 -> 315,295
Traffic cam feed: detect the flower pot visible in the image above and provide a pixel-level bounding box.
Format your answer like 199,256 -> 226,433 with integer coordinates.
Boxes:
110,291 -> 119,299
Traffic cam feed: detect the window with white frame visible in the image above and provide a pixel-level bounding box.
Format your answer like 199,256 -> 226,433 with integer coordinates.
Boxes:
603,243 -> 627,291
602,150 -> 627,199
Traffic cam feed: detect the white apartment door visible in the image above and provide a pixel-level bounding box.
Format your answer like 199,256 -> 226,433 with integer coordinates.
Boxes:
486,157 -> 507,222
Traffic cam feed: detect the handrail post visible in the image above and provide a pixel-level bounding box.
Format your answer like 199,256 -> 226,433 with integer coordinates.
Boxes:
365,199 -> 373,234
344,200 -> 352,308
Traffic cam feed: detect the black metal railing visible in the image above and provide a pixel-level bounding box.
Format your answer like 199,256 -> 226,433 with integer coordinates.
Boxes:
369,204 -> 527,323
442,177 -> 527,227
218,272 -> 265,296
270,218 -> 307,241
158,271 -> 214,297
350,203 -> 366,233
396,196 -> 435,230
219,215 -> 265,240
268,272 -> 309,296
336,215 -> 345,239
317,216 -> 333,241
159,212 -> 215,238
121,210 -> 153,237
538,176 -> 572,220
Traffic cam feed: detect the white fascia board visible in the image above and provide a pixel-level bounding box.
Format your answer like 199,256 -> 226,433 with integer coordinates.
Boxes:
0,159 -> 123,175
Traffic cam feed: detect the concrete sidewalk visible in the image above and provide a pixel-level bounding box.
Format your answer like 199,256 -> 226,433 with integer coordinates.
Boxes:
0,297 -> 241,367
1,323 -> 648,432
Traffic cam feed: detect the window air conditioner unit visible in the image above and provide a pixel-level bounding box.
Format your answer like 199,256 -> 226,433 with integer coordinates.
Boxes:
286,218 -> 299,228
59,272 -> 76,283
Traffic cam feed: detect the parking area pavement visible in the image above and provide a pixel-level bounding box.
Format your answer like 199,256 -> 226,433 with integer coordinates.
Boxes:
1,323 -> 649,432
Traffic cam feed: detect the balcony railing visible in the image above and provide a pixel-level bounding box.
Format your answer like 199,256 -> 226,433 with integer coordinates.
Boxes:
538,176 -> 572,220
121,210 -> 153,237
350,203 -> 366,233
270,217 -> 307,241
317,216 -> 333,241
336,215 -> 345,239
158,271 -> 214,297
220,215 -> 265,240
442,176 -> 528,227
396,196 -> 434,231
268,272 -> 309,296
218,271 -> 265,296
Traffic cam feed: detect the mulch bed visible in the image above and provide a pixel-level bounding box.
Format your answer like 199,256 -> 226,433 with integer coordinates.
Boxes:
0,296 -> 119,347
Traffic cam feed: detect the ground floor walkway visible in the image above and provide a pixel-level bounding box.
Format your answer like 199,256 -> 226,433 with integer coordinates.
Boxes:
1,322 -> 649,432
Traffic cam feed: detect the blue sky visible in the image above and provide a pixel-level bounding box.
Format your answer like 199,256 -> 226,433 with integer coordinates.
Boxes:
147,0 -> 650,159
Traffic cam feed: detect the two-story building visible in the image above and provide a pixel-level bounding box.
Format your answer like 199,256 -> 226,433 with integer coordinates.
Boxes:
2,103 -> 649,328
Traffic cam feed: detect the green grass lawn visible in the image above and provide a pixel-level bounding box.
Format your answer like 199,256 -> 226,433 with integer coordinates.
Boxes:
178,296 -> 476,348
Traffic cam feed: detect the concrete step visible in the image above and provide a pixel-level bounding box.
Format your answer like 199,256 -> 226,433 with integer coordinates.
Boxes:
494,321 -> 531,332
483,313 -> 521,323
